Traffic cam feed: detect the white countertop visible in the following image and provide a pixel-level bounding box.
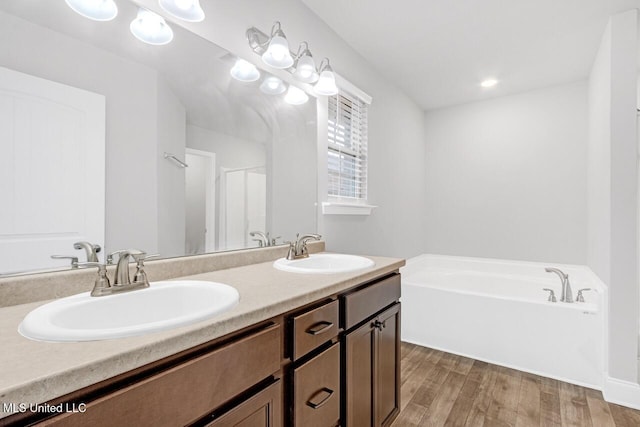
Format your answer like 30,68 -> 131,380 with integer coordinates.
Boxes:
0,255 -> 404,419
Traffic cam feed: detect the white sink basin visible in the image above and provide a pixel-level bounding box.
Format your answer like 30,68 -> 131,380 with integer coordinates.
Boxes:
273,253 -> 375,274
19,281 -> 239,342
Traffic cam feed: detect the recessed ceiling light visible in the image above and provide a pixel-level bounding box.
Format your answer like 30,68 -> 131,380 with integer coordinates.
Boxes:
480,79 -> 499,88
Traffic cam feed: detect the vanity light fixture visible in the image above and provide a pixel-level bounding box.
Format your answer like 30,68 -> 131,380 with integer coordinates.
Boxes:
313,59 -> 339,96
230,59 -> 261,82
292,42 -> 318,83
246,22 -> 294,69
130,8 -> 174,45
159,0 -> 205,23
480,78 -> 499,88
260,76 -> 287,95
65,0 -> 118,21
284,86 -> 309,105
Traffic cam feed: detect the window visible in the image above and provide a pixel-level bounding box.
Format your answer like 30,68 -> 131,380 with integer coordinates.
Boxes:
327,90 -> 368,202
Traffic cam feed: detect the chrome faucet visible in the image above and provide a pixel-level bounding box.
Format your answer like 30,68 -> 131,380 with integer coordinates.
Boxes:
545,267 -> 573,303
250,231 -> 281,247
74,241 -> 101,262
286,233 -> 321,260
79,249 -> 157,297
250,231 -> 269,247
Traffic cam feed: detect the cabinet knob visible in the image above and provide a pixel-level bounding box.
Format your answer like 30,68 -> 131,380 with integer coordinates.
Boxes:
372,320 -> 386,331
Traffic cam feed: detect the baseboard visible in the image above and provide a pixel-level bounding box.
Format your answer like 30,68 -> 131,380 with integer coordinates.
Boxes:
603,376 -> 640,410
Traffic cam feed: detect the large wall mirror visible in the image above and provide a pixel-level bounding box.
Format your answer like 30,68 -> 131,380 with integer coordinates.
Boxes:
0,0 -> 318,275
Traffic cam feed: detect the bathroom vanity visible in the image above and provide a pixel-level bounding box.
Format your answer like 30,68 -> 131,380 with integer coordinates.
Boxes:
0,252 -> 403,427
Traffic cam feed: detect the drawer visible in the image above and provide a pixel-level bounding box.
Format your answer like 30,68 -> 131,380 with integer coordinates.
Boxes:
291,300 -> 339,360
293,343 -> 341,427
41,324 -> 282,427
201,380 -> 282,427
342,274 -> 400,330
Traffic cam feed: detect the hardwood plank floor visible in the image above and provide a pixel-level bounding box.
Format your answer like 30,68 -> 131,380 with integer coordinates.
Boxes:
392,343 -> 640,427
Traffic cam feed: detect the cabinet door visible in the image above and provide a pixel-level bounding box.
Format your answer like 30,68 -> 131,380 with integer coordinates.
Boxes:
375,303 -> 400,427
204,380 -> 282,427
344,320 -> 376,427
344,303 -> 401,427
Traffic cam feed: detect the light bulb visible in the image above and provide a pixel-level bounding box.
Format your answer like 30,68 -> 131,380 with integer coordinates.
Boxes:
159,0 -> 205,22
284,86 -> 309,105
230,59 -> 261,82
260,76 -> 287,95
293,53 -> 318,83
130,8 -> 174,45
65,0 -> 118,21
314,69 -> 338,96
262,34 -> 294,69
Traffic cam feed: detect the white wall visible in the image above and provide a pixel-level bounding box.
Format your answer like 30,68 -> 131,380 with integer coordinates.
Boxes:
423,82 -> 588,264
588,10 -> 639,389
157,77 -> 187,258
0,11 -> 160,254
135,0 -> 428,259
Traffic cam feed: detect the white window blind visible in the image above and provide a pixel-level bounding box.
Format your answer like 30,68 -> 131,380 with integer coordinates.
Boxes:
327,90 -> 368,201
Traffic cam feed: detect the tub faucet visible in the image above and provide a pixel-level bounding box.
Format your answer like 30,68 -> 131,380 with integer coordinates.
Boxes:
545,267 -> 573,303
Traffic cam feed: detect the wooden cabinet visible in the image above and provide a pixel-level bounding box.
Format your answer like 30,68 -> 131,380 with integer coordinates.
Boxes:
38,324 -> 282,427
6,271 -> 401,427
342,274 -> 401,427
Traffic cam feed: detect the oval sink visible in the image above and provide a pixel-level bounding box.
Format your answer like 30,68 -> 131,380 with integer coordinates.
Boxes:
19,281 -> 239,342
273,253 -> 375,274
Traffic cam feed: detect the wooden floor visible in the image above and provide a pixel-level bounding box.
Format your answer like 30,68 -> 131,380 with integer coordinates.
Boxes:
392,342 -> 640,427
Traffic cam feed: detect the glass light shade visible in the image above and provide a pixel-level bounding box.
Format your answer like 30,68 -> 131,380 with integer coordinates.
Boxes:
65,0 -> 118,21
130,9 -> 174,45
261,35 -> 294,69
284,86 -> 309,105
314,69 -> 339,96
293,54 -> 318,83
260,77 -> 287,95
159,0 -> 205,23
230,59 -> 260,82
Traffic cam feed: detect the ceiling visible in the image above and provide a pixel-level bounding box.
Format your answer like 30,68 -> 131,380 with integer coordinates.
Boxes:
302,0 -> 640,110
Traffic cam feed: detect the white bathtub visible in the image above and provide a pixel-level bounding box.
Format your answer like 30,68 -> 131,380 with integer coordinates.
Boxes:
401,254 -> 606,389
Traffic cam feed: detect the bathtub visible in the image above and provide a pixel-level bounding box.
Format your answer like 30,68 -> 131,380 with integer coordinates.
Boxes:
401,254 -> 605,389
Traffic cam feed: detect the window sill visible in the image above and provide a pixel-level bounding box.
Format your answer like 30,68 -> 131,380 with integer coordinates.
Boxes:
321,202 -> 377,216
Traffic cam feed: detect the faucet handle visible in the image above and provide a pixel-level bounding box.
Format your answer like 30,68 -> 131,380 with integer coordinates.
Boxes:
576,288 -> 592,303
51,255 -> 79,268
131,253 -> 159,288
542,288 -> 557,302
75,262 -> 112,297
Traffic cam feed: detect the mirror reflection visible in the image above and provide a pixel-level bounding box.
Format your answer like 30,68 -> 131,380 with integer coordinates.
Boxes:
0,0 -> 318,276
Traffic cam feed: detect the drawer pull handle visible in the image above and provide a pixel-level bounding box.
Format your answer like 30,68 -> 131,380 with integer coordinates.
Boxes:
306,387 -> 334,409
306,321 -> 334,335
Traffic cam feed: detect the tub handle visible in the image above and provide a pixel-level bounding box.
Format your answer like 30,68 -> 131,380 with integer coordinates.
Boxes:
543,288 -> 557,303
576,288 -> 592,303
